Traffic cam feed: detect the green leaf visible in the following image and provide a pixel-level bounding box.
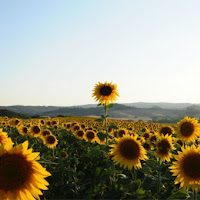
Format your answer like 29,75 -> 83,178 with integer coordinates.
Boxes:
95,118 -> 104,122
135,188 -> 146,199
106,103 -> 114,108
108,123 -> 118,130
97,103 -> 102,106
167,188 -> 189,200
97,132 -> 106,140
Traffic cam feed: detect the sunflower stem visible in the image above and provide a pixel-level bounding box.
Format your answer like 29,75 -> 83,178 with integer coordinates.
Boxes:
157,159 -> 161,200
193,190 -> 197,200
131,168 -> 136,181
53,148 -> 55,159
104,103 -> 109,146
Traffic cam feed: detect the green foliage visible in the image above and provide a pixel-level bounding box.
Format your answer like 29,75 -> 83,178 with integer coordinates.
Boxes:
3,126 -> 194,200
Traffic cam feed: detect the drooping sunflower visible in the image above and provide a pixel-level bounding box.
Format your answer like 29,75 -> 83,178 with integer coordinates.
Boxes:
177,116 -> 199,143
43,135 -> 58,149
110,134 -> 148,170
156,134 -> 175,162
169,145 -> 200,191
92,81 -> 119,105
0,139 -> 51,200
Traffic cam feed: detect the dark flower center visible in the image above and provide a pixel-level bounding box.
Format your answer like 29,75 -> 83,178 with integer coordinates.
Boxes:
118,130 -> 126,137
180,122 -> 194,137
32,126 -> 40,134
143,143 -> 151,151
160,127 -> 173,136
177,139 -> 183,147
143,133 -> 150,140
100,86 -> 112,96
86,131 -> 95,140
157,139 -> 170,154
47,135 -> 56,144
0,153 -> 33,191
73,125 -> 80,131
42,130 -> 51,137
119,139 -> 140,160
182,153 -> 200,179
77,130 -> 84,137
22,127 -> 28,134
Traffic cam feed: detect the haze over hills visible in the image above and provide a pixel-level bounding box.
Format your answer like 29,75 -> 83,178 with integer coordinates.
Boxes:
1,102 -> 200,122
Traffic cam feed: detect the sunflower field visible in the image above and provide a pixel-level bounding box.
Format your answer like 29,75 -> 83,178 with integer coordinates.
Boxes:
0,82 -> 200,200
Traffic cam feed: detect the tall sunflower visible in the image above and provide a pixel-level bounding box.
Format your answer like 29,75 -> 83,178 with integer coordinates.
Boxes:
177,116 -> 199,143
110,134 -> 148,170
156,134 -> 175,162
0,139 -> 51,199
92,81 -> 119,105
170,145 -> 200,191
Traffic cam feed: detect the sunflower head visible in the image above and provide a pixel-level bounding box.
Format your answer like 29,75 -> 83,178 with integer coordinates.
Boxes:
177,116 -> 199,143
110,134 -> 148,170
74,129 -> 85,140
84,130 -> 96,143
43,135 -> 58,149
0,139 -> 51,199
29,125 -> 41,137
170,145 -> 200,191
92,81 -> 119,105
117,128 -> 128,138
156,134 -> 175,162
159,126 -> 174,136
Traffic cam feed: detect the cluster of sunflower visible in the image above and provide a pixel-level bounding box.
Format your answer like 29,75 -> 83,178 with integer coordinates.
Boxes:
92,81 -> 200,194
0,117 -> 59,150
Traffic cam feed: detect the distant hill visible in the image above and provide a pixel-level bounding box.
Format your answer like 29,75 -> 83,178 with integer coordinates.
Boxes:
123,102 -> 196,109
1,103 -> 200,122
0,109 -> 28,118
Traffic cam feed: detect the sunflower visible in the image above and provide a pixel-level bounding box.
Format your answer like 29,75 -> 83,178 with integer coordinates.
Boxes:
159,126 -> 174,136
17,126 -> 29,136
92,81 -> 119,105
117,128 -> 128,138
143,142 -> 153,151
84,130 -> 97,143
169,145 -> 200,191
177,116 -> 199,143
40,129 -> 52,140
110,134 -> 148,170
156,134 -> 175,162
0,139 -> 51,199
142,132 -> 151,140
43,135 -> 58,149
74,129 -> 85,140
29,125 -> 41,138
0,129 -> 8,145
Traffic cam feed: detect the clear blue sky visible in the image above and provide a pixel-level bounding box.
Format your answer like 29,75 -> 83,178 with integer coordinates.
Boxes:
1,0 -> 200,106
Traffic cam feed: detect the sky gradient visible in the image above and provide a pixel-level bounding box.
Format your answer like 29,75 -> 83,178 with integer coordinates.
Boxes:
1,0 -> 200,106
